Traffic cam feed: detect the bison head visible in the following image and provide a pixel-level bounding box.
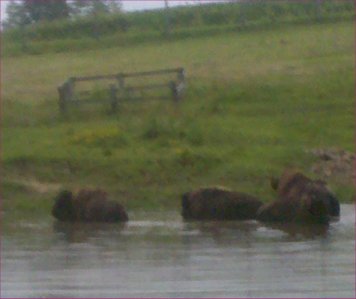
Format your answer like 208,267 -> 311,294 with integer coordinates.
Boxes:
306,180 -> 340,218
52,190 -> 76,221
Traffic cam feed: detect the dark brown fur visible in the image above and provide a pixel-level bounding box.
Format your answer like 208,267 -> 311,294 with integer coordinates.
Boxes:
52,189 -> 128,223
271,169 -> 340,217
182,187 -> 263,220
257,197 -> 330,224
258,170 -> 340,224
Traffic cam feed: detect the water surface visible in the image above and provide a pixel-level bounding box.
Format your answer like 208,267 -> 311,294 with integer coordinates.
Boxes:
1,205 -> 355,298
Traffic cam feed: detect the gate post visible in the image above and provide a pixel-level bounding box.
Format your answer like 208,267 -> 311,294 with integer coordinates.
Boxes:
109,84 -> 119,112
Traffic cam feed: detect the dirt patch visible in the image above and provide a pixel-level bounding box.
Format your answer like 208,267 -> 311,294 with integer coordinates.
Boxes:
308,148 -> 355,184
9,178 -> 62,194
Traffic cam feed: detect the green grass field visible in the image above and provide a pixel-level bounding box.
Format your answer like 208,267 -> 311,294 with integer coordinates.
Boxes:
2,21 -> 354,219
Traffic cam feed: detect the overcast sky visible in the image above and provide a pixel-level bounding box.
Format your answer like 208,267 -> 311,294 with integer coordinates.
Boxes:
0,0 -> 225,21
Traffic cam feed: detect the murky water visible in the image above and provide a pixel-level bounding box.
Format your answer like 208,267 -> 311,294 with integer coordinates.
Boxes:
1,205 -> 355,298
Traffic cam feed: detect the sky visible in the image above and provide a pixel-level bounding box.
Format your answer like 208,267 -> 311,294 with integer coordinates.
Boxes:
0,0 -> 226,21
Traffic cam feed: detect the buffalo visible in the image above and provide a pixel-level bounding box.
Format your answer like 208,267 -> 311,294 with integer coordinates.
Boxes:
256,197 -> 331,224
271,169 -> 340,217
257,170 -> 340,224
52,189 -> 129,223
182,187 -> 263,221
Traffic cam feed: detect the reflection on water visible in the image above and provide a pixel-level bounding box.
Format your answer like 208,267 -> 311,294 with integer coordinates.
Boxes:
1,205 -> 355,298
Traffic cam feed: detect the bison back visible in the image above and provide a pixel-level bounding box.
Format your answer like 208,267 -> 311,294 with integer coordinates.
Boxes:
182,188 -> 262,220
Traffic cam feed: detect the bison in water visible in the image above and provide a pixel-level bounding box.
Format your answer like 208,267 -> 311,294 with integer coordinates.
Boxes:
257,170 -> 340,224
272,169 -> 340,217
257,197 -> 331,224
52,189 -> 128,223
181,187 -> 263,221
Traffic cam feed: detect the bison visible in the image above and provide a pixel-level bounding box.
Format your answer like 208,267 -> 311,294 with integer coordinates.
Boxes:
182,187 -> 263,221
257,170 -> 340,224
271,169 -> 340,217
52,189 -> 129,223
256,197 -> 331,224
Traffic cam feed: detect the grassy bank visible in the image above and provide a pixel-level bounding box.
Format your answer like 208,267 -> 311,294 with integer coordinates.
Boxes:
2,21 -> 354,219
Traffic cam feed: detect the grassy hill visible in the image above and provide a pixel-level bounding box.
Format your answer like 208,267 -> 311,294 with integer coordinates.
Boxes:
2,20 -> 354,219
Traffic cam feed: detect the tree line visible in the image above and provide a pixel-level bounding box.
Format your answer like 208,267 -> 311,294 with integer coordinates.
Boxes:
2,0 -> 354,57
3,0 -> 122,29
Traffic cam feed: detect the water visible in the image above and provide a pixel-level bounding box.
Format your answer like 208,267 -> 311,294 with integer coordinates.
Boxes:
1,205 -> 355,298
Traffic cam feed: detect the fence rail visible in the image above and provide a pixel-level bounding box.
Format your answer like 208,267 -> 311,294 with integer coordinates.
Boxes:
58,67 -> 186,114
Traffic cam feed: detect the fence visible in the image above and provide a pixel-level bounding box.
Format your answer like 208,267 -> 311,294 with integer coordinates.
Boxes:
57,67 -> 186,114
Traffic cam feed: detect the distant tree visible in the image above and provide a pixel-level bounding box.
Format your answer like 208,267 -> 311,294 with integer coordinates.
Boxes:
68,1 -> 122,41
69,0 -> 88,16
107,1 -> 123,14
164,0 -> 171,36
23,0 -> 70,23
91,0 -> 110,15
69,0 -> 122,17
2,0 -> 30,29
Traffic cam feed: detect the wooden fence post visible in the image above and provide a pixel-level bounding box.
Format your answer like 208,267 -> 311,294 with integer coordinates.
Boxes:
169,81 -> 179,102
67,77 -> 75,101
58,78 -> 75,114
116,73 -> 125,101
109,84 -> 119,112
174,68 -> 186,101
177,67 -> 185,83
58,84 -> 67,114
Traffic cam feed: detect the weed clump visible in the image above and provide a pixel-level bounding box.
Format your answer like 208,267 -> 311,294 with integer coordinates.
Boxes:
68,127 -> 128,149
